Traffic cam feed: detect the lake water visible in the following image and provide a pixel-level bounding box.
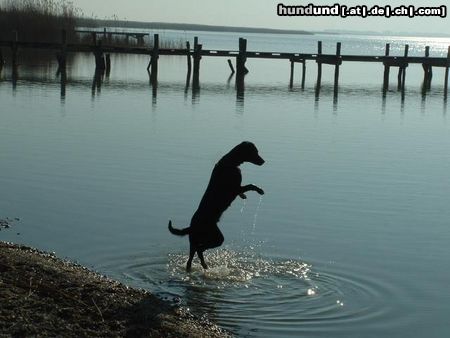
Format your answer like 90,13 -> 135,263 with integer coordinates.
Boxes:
1,31 -> 450,337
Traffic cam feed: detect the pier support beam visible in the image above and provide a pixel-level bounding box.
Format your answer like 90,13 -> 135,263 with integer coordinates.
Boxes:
186,41 -> 192,73
289,59 -> 294,89
149,34 -> 159,85
94,40 -> 106,71
397,44 -> 409,91
105,54 -> 111,75
0,48 -> 4,73
316,41 -> 322,88
422,46 -> 432,89
445,47 -> 450,97
334,42 -> 341,95
11,30 -> 18,70
227,59 -> 235,74
236,38 -> 248,80
383,43 -> 390,91
301,60 -> 306,89
236,38 -> 248,94
185,41 -> 192,91
193,37 -> 202,90
288,59 -> 306,89
56,29 -> 67,71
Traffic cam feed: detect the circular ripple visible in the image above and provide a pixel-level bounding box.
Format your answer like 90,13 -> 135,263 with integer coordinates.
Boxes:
165,249 -> 402,337
94,248 -> 406,337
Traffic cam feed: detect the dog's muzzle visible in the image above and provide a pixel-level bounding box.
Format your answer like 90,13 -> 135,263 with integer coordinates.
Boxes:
253,155 -> 265,166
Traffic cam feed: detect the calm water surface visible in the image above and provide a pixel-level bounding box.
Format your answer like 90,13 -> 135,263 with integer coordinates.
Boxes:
1,32 -> 450,337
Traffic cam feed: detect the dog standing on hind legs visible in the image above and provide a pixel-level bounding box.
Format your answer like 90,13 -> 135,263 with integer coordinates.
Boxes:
168,141 -> 265,272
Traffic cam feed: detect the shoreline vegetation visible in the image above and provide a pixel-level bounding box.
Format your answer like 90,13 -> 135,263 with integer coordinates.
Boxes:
0,0 -> 311,52
0,0 -> 78,42
0,241 -> 231,337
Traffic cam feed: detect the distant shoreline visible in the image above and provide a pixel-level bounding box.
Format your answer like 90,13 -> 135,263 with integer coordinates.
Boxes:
76,18 -> 313,36
75,18 -> 450,39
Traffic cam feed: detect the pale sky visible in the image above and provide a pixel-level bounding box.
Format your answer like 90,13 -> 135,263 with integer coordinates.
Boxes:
72,0 -> 449,35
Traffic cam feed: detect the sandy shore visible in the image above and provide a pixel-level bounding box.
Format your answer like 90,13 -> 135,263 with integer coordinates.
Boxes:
0,241 -> 231,337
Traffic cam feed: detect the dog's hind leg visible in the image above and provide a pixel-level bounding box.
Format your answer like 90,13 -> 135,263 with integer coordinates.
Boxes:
204,225 -> 224,250
186,245 -> 195,272
197,250 -> 208,269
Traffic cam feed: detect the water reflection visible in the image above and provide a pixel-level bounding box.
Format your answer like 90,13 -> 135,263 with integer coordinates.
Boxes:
11,65 -> 18,91
2,63 -> 449,113
91,70 -> 104,97
184,67 -> 191,94
236,76 -> 245,111
192,83 -> 200,104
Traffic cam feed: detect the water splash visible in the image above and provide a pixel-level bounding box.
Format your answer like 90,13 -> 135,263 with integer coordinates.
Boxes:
251,196 -> 263,235
240,199 -> 247,213
168,248 -> 311,285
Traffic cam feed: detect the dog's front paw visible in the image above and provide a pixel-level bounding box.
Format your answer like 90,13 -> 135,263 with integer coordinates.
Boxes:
239,193 -> 247,199
255,187 -> 264,195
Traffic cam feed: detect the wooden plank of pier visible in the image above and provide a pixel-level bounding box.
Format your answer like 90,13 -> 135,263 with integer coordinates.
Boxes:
2,32 -> 450,96
1,39 -> 449,67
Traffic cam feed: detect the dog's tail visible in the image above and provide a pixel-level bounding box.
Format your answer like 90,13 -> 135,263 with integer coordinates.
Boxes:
168,220 -> 190,236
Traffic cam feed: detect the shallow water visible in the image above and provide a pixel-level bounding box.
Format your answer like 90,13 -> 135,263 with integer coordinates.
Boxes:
1,31 -> 450,337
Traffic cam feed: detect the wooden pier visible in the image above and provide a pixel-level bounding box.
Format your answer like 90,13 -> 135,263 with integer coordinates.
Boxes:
75,28 -> 149,45
1,31 -> 450,96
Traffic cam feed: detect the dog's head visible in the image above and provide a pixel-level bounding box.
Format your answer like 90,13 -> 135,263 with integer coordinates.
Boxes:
229,141 -> 265,166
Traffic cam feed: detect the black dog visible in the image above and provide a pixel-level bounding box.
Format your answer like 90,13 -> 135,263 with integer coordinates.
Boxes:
168,141 -> 265,272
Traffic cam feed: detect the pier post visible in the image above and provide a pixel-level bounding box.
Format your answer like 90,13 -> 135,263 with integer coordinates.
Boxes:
397,68 -> 402,90
444,46 -> 450,96
316,41 -> 322,88
402,44 -> 409,91
227,59 -> 235,74
94,40 -> 105,71
236,38 -> 248,80
0,48 -> 4,72
12,30 -> 18,69
383,43 -> 390,90
150,34 -> 159,84
398,44 -> 408,90
301,60 -> 306,89
186,41 -> 192,72
422,46 -> 432,89
334,42 -> 341,94
289,59 -> 294,88
105,54 -> 111,75
185,41 -> 192,89
57,29 -> 67,70
236,38 -> 248,92
193,37 -> 202,89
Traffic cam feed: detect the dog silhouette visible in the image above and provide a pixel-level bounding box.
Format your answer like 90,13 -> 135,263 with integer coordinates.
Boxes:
169,141 -> 265,271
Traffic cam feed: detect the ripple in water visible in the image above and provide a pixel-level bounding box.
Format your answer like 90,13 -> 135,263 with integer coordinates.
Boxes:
96,247 -> 401,337
165,248 -> 398,337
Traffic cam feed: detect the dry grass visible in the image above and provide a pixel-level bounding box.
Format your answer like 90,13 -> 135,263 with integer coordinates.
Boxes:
0,0 -> 78,42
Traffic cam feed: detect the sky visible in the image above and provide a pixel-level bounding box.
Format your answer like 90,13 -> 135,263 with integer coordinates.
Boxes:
72,0 -> 449,35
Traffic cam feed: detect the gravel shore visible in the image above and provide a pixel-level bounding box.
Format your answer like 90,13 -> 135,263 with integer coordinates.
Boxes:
0,241 -> 231,337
